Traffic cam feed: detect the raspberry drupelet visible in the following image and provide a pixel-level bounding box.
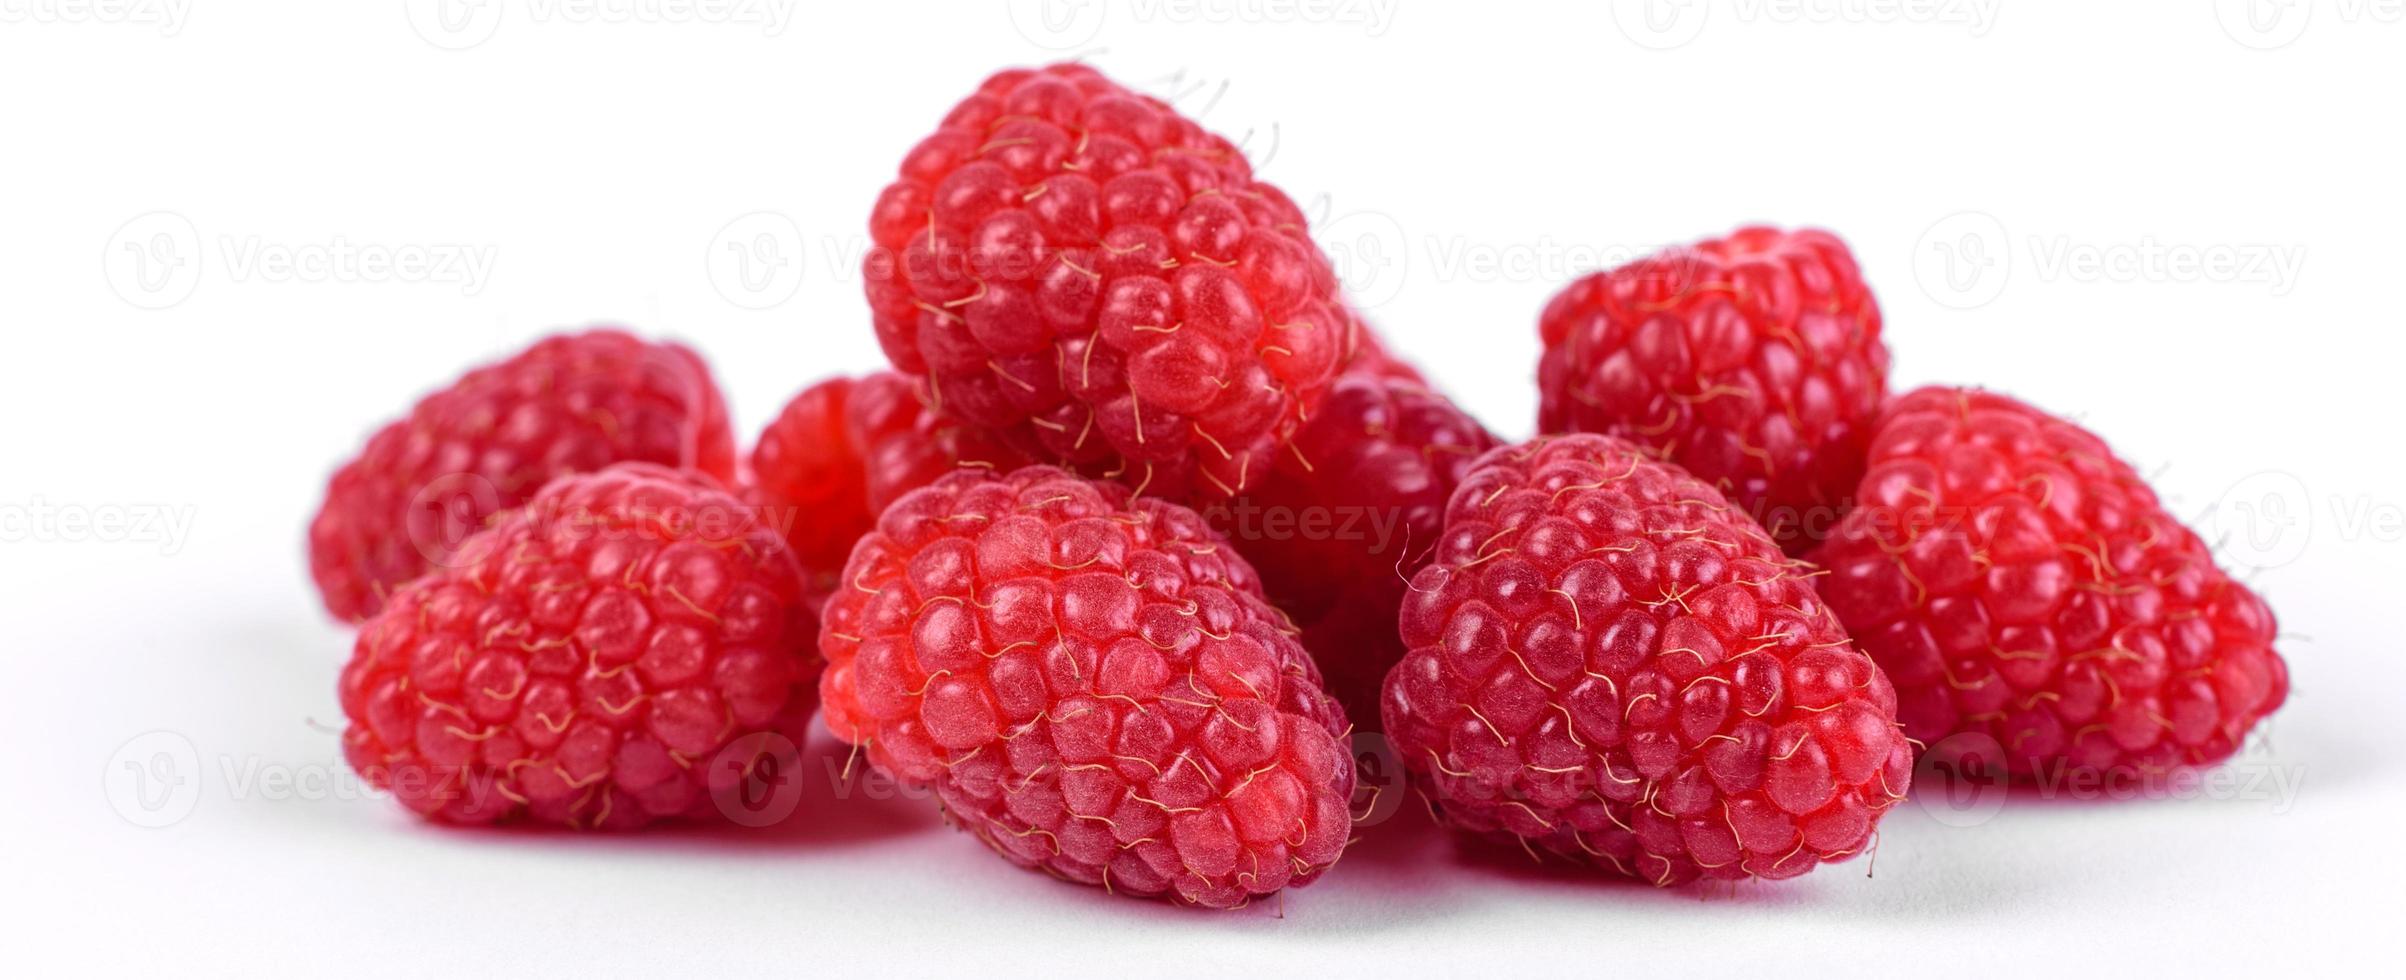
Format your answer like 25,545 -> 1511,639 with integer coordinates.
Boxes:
1384,434 -> 1913,884
1811,387 -> 2288,780
1537,227 -> 1887,552
746,375 -> 874,591
309,329 -> 735,622
818,466 -> 1356,908
843,372 -> 1038,517
338,464 -> 820,829
747,372 -> 1035,591
864,62 -> 1362,502
1226,366 -> 1499,723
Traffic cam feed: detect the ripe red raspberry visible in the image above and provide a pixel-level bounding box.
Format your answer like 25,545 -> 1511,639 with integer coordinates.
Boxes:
1220,368 -> 1498,722
747,375 -> 873,590
338,463 -> 819,829
1537,227 -> 1888,552
1385,434 -> 1912,884
748,372 -> 1033,586
309,329 -> 735,622
819,466 -> 1355,907
845,372 -> 1037,516
1811,387 -> 2289,779
864,62 -> 1361,502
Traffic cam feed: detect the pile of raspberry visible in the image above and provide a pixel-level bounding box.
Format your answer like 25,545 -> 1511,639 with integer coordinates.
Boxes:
306,62 -> 2288,911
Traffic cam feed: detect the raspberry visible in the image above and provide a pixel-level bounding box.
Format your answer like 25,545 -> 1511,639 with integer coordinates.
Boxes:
338,464 -> 820,829
309,329 -> 735,622
1811,387 -> 2289,779
1385,434 -> 1912,884
864,62 -> 1361,502
747,375 -> 872,587
847,372 -> 1036,517
748,372 -> 1033,587
819,466 -> 1355,907
1538,227 -> 1887,552
1219,368 -> 1498,721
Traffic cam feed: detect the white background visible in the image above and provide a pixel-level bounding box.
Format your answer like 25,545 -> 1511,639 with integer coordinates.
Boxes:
4,1 -> 2402,975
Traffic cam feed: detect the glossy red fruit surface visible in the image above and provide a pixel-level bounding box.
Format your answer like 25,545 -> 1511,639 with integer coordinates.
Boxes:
309,329 -> 734,622
338,464 -> 820,829
865,62 -> 1361,502
747,375 -> 874,589
1538,227 -> 1887,552
819,466 -> 1355,907
1385,434 -> 1912,884
748,372 -> 1034,586
1812,387 -> 2288,779
1217,367 -> 1498,723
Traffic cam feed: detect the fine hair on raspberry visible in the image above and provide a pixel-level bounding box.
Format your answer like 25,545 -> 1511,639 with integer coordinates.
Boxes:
1385,434 -> 1913,884
339,463 -> 820,829
863,62 -> 1362,502
1537,227 -> 1887,553
1812,387 -> 2288,780
818,465 -> 1356,907
1218,363 -> 1500,723
309,329 -> 735,622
